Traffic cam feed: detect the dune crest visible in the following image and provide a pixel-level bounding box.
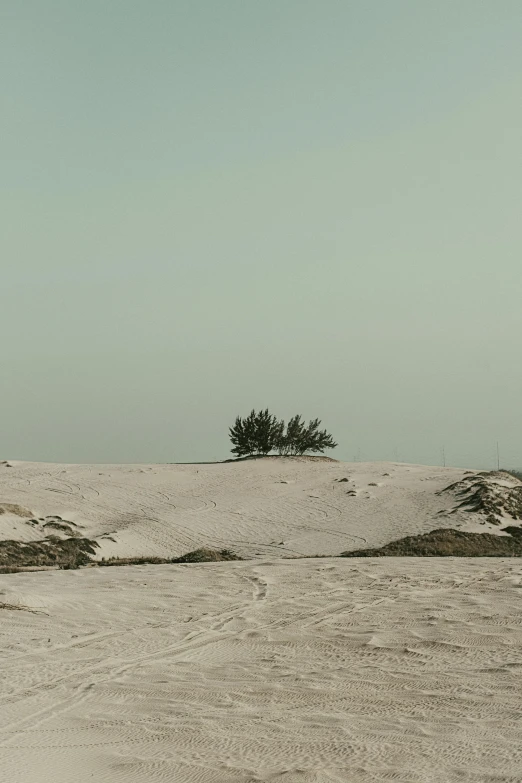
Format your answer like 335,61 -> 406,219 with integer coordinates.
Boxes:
1,460 -> 511,561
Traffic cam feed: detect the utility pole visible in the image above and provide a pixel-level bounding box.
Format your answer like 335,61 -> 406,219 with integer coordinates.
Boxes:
442,445 -> 446,468
496,441 -> 500,471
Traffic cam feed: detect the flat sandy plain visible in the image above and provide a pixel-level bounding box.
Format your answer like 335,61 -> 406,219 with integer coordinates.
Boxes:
2,559 -> 522,782
1,460 -> 521,781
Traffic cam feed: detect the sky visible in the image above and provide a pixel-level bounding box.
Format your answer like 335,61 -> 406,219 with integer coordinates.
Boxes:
2,1 -> 521,468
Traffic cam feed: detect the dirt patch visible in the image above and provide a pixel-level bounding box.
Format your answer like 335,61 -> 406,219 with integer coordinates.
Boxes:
341,528 -> 522,557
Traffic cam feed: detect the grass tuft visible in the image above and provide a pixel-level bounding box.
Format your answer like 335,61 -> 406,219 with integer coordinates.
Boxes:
341,528 -> 522,557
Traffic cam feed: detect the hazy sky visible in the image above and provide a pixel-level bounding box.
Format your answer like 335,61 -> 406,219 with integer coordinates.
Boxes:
2,1 -> 521,467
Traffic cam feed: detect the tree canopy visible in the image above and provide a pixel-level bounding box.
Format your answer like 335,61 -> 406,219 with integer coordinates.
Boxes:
229,409 -> 337,458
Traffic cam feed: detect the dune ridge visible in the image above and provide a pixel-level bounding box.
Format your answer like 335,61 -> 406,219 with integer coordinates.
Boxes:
1,459 -> 517,562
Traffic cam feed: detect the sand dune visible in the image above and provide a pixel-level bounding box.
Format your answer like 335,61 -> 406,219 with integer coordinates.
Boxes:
1,558 -> 521,782
1,461 -> 522,781
0,459 -> 511,560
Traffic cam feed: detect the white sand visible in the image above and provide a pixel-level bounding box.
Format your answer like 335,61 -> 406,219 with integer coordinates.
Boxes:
0,459 -> 504,559
1,558 -> 521,782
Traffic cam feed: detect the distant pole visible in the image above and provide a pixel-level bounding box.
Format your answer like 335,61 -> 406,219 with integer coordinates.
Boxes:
496,441 -> 500,471
442,445 -> 446,468
394,447 -> 399,462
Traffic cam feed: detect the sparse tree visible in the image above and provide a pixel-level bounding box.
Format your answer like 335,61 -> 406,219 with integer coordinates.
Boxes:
277,415 -> 337,456
300,418 -> 338,455
229,410 -> 256,457
229,408 -> 283,457
253,408 -> 283,455
229,409 -> 337,458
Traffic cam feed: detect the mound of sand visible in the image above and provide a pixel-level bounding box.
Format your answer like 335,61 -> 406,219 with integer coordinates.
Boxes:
438,470 -> 522,525
0,460 -> 488,560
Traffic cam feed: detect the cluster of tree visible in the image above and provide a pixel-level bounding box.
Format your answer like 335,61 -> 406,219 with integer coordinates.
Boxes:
229,409 -> 337,458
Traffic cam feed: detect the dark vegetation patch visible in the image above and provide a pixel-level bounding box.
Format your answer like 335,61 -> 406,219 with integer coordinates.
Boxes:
172,548 -> 242,563
98,549 -> 243,567
341,528 -> 522,557
98,556 -> 172,567
223,454 -> 337,463
43,521 -> 79,537
0,540 -> 241,570
98,549 -> 242,567
98,548 -> 243,567
0,537 -> 99,569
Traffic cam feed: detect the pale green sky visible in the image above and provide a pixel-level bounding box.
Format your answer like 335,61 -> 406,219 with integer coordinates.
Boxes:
2,1 -> 521,467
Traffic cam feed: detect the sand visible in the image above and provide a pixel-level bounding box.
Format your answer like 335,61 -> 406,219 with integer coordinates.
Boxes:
1,459 -> 521,781
1,558 -> 521,782
0,459 -> 506,560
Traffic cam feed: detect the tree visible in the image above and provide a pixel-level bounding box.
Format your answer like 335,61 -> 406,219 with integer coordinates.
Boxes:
229,408 -> 283,457
277,415 -> 337,456
300,417 -> 338,455
229,409 -> 337,458
229,410 -> 257,458
253,408 -> 284,455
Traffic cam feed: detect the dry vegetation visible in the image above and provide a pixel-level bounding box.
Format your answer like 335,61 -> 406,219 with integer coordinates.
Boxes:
342,527 -> 522,557
171,547 -> 242,563
98,548 -> 242,567
0,537 -> 98,569
0,503 -> 33,517
438,470 -> 522,524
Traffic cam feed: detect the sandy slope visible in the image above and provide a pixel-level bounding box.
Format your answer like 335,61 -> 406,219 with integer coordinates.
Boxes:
1,558 -> 521,782
0,459 -> 497,559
